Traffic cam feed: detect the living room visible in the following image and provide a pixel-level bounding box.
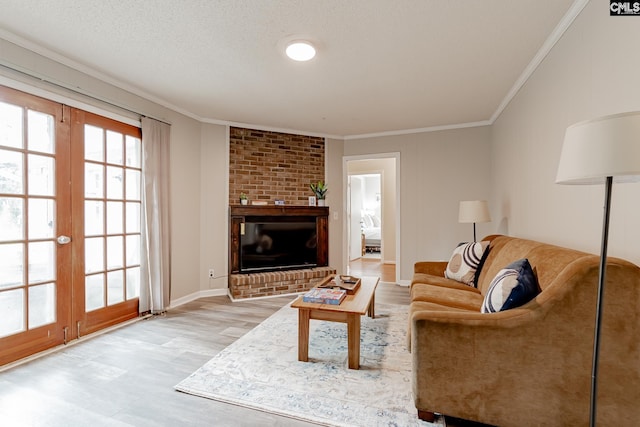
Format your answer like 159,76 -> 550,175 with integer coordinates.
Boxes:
1,0 -> 640,425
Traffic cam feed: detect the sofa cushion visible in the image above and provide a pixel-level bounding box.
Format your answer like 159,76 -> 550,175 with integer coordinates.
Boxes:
412,283 -> 483,310
444,241 -> 490,287
412,273 -> 482,292
481,258 -> 540,313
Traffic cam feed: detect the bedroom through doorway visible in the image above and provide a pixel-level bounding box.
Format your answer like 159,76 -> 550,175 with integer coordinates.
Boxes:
345,155 -> 398,283
349,173 -> 382,260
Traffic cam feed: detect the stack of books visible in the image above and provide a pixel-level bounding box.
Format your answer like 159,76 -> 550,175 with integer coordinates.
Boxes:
302,288 -> 347,305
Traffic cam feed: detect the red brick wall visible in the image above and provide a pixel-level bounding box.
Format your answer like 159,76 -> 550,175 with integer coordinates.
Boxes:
229,127 -> 325,205
228,267 -> 336,299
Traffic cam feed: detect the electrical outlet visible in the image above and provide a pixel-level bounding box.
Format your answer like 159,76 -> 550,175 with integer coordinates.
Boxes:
208,269 -> 214,279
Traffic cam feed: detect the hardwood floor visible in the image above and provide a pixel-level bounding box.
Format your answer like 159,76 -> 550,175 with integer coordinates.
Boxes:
0,282 -> 410,427
347,257 -> 396,282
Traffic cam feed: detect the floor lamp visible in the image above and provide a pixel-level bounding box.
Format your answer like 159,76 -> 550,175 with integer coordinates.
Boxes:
556,111 -> 640,427
458,200 -> 491,242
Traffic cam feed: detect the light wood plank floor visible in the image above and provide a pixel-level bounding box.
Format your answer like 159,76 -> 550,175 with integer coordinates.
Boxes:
0,282 -> 411,427
347,257 -> 396,282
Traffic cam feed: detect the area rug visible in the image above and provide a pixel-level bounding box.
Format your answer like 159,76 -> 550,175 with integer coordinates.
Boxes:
175,303 -> 445,427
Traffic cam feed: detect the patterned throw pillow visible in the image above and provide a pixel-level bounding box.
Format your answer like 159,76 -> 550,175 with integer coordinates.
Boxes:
444,241 -> 490,287
481,258 -> 540,313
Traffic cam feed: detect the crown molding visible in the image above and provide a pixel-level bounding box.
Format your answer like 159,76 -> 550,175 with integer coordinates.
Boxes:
489,0 -> 589,124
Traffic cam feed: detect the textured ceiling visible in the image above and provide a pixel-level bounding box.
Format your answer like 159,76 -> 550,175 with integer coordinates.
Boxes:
0,0 -> 579,137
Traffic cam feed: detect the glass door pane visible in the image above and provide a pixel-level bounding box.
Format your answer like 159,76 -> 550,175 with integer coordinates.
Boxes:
71,110 -> 141,336
0,87 -> 70,365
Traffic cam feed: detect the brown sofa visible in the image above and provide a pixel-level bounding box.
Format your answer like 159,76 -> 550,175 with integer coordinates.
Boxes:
409,234 -> 640,426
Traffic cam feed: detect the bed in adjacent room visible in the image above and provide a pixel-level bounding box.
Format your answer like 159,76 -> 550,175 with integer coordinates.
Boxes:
362,213 -> 381,253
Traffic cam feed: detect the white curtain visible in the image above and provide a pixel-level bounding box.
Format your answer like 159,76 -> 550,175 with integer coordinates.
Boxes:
140,117 -> 171,314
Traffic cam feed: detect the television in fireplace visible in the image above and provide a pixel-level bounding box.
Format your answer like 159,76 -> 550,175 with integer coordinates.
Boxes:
240,218 -> 317,272
229,205 -> 329,274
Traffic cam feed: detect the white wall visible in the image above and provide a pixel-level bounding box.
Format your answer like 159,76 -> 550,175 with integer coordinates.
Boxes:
325,138 -> 345,273
491,1 -> 640,265
168,115 -> 204,301
199,124 -> 229,293
344,126 -> 492,281
362,175 -> 381,218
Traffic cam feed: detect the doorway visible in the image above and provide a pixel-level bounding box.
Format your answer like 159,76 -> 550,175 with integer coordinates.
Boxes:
344,154 -> 399,283
349,173 -> 382,260
0,85 -> 141,365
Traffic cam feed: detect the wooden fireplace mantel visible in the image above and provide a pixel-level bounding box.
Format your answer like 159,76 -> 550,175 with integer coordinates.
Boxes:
229,205 -> 329,217
228,205 -> 329,274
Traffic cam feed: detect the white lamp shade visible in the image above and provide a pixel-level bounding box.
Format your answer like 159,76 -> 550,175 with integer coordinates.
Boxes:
459,200 -> 491,223
556,111 -> 640,185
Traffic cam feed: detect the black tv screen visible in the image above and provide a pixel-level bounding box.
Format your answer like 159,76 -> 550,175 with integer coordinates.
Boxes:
240,219 -> 317,273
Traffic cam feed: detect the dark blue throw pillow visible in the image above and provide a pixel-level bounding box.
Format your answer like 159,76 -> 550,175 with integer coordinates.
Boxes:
481,258 -> 540,313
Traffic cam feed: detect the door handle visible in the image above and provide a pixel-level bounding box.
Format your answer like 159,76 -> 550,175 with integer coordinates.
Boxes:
57,235 -> 72,245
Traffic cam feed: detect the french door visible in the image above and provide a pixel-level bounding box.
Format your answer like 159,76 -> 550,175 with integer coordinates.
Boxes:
0,85 -> 141,365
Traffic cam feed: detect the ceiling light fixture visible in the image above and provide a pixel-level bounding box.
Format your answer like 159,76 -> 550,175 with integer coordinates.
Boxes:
285,41 -> 316,61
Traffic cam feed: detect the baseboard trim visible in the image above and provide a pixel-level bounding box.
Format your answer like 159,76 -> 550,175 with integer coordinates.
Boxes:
169,288 -> 229,309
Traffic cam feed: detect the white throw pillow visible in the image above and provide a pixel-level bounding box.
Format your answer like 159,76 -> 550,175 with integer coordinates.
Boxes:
444,241 -> 489,287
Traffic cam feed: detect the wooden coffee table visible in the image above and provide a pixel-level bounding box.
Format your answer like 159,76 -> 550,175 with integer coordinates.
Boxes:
291,275 -> 380,369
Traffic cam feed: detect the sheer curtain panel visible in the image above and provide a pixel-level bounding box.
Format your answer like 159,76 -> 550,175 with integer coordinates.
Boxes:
140,117 -> 171,314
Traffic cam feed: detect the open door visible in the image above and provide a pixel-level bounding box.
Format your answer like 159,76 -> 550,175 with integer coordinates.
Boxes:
348,176 -> 364,260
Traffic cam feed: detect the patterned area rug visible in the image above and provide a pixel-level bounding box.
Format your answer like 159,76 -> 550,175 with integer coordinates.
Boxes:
175,303 -> 444,427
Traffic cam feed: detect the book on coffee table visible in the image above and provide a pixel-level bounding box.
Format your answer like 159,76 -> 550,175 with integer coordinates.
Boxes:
302,288 -> 347,305
317,275 -> 361,294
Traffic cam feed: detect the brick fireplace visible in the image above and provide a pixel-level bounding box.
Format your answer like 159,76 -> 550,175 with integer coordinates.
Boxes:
228,128 -> 331,299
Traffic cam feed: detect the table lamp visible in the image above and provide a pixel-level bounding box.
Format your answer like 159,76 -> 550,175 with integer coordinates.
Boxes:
458,200 -> 491,242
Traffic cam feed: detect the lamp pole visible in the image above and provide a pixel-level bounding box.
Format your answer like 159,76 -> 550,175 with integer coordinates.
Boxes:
590,175 -> 612,427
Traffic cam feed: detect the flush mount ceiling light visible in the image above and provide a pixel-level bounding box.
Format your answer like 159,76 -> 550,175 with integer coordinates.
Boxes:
285,41 -> 316,61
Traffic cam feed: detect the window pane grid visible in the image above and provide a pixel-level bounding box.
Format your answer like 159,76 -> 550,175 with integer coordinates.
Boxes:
83,123 -> 140,308
1,102 -> 57,336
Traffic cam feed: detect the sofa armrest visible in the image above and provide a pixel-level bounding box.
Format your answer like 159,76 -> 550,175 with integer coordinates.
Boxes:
410,304 -> 593,425
414,261 -> 448,276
